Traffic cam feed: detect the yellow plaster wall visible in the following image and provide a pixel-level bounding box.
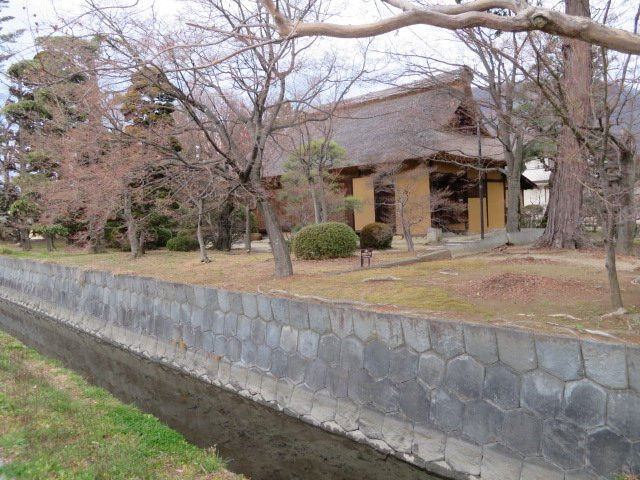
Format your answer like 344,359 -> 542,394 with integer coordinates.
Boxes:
487,181 -> 506,229
352,176 -> 375,230
395,165 -> 431,235
468,197 -> 488,234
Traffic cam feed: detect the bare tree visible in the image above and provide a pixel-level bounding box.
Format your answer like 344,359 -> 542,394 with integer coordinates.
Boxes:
259,0 -> 640,54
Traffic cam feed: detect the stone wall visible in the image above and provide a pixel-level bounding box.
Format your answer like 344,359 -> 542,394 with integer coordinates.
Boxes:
0,256 -> 637,480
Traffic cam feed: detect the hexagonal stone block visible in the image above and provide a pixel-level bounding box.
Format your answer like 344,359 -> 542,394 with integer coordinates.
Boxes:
347,368 -> 374,405
270,348 -> 289,378
418,352 -> 444,387
628,346 -> 640,393
265,322 -> 281,349
398,379 -> 430,424
318,333 -> 341,364
228,292 -> 244,315
298,330 -> 320,359
631,442 -> 640,475
257,295 -> 273,321
521,370 -> 563,418
444,355 -> 484,400
209,311 -> 225,334
364,341 -> 391,379
389,347 -> 418,383
430,388 -> 464,432
501,409 -> 542,456
353,309 -> 376,342
412,425 -> 445,463
256,344 -> 271,370
226,337 -> 241,362
375,313 -> 404,348
582,341 -> 627,389
496,330 -> 537,372
330,307 -> 353,338
484,364 -> 520,409
480,444 -> 522,480
607,391 -> 640,440
241,293 -> 258,318
241,340 -> 257,365
289,385 -> 314,416
335,398 -> 359,432
536,336 -> 583,381
358,407 -> 385,440
462,399 -> 504,444
279,325 -> 298,354
542,420 -> 585,470
223,312 -> 238,337
310,391 -> 336,424
586,427 -> 631,477
430,321 -> 464,359
308,303 -> 330,333
326,366 -> 349,398
520,458 -> 564,480
289,300 -> 309,330
401,317 -> 430,353
237,315 -> 252,340
287,353 -> 309,384
382,415 -> 413,453
340,336 -> 364,372
464,324 -> 498,364
304,358 -> 327,392
250,317 -> 266,345
371,379 -> 400,413
445,437 -> 481,476
564,469 -> 599,480
271,297 -> 289,325
563,379 -> 606,428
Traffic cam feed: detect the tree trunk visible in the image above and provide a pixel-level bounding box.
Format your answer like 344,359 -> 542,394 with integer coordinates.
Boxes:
196,198 -> 211,263
214,200 -> 233,251
244,204 -> 252,253
45,236 -> 53,252
309,178 -> 321,224
123,191 -> 141,259
139,231 -> 146,256
505,136 -> 524,233
259,199 -> 293,277
604,206 -> 623,308
88,220 -> 106,254
538,0 -> 591,249
19,228 -> 31,251
318,182 -> 329,223
399,201 -> 414,253
616,149 -> 637,255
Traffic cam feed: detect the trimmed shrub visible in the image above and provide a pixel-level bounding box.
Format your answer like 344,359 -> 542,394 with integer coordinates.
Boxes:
292,222 -> 358,260
166,235 -> 199,252
360,222 -> 393,249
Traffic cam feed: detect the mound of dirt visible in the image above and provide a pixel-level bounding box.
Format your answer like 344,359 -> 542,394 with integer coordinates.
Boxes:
497,256 -> 558,266
465,272 -> 598,300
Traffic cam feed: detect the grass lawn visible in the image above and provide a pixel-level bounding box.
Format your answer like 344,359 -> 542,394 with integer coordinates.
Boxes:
0,330 -> 241,480
2,240 -> 640,342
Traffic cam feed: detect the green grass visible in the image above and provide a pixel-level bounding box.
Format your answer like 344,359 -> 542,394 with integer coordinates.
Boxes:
0,330 -> 237,480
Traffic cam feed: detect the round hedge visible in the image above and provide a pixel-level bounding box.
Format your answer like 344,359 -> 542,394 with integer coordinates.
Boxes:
360,222 -> 393,249
292,222 -> 358,260
166,235 -> 200,252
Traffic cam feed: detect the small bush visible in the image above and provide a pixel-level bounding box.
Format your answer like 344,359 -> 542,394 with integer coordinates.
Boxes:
292,222 -> 358,260
360,222 -> 393,249
166,235 -> 199,252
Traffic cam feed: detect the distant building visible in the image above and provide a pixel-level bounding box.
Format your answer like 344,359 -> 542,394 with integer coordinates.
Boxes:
265,68 -> 535,235
522,159 -> 551,207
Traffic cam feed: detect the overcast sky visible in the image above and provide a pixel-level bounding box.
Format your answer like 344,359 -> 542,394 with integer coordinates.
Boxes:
2,0 -> 637,99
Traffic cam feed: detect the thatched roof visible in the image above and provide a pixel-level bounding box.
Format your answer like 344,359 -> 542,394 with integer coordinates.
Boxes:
264,68 -> 505,177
